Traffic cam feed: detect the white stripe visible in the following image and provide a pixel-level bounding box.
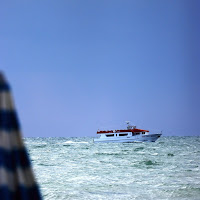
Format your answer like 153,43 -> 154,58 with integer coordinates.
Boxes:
0,167 -> 36,191
0,91 -> 15,110
0,130 -> 24,150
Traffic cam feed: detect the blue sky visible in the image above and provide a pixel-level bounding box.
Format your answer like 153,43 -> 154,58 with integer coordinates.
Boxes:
1,0 -> 200,137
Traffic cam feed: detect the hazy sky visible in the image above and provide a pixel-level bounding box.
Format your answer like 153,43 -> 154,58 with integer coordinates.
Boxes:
1,0 -> 200,137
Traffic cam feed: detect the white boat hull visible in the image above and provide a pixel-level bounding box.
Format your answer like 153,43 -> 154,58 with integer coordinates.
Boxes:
94,134 -> 161,143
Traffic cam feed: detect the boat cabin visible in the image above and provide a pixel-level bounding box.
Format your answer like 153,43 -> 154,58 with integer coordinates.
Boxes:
97,129 -> 149,139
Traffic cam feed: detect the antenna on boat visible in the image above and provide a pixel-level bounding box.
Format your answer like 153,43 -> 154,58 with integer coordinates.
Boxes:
125,121 -> 136,130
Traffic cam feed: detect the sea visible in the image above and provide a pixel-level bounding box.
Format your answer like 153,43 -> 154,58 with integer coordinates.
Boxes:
25,136 -> 200,200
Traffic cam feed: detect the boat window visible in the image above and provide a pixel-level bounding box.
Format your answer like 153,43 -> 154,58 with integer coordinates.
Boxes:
142,132 -> 145,134
132,132 -> 140,136
106,134 -> 114,137
119,133 -> 128,136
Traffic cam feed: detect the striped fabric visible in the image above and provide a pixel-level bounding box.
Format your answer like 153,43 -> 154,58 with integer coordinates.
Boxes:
0,73 -> 42,200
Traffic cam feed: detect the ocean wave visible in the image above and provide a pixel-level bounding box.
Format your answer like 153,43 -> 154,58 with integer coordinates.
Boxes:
138,160 -> 159,166
63,141 -> 88,144
38,163 -> 55,166
95,152 -> 121,156
31,143 -> 47,148
134,147 -> 144,151
25,136 -> 200,200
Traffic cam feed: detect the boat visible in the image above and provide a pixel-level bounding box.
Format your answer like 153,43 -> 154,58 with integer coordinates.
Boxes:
94,122 -> 162,143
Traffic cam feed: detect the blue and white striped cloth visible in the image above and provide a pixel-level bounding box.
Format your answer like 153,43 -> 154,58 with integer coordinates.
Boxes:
0,73 -> 42,199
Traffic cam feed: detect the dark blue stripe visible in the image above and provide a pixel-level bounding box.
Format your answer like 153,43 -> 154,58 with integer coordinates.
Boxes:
0,110 -> 20,131
0,148 -> 31,171
0,83 -> 10,92
0,185 -> 42,200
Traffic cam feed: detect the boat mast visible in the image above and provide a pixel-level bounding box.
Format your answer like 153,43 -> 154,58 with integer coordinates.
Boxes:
126,121 -> 136,130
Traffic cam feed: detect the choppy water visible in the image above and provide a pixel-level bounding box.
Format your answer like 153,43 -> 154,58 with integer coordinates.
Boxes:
25,137 -> 200,200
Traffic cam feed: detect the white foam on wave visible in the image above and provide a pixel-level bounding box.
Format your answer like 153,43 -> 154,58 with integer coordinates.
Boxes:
63,141 -> 88,144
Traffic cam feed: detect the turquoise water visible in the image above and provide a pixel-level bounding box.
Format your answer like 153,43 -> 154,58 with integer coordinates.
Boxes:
25,137 -> 200,200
